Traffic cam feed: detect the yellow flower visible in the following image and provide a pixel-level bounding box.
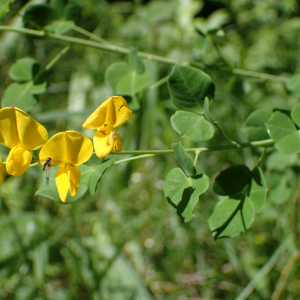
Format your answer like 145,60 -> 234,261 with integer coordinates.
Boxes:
0,106 -> 48,176
82,96 -> 132,158
0,156 -> 6,185
39,130 -> 93,203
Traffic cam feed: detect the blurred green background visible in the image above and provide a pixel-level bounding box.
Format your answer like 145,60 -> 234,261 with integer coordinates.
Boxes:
1,0 -> 300,299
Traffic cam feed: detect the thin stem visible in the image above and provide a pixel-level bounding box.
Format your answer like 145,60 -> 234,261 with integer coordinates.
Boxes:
270,249 -> 300,300
45,45 -> 70,71
257,147 -> 268,167
113,154 -> 155,165
194,150 -> 201,166
0,26 -> 178,65
232,68 -> 289,82
235,240 -> 288,300
0,25 -> 292,82
148,75 -> 169,90
72,25 -> 112,45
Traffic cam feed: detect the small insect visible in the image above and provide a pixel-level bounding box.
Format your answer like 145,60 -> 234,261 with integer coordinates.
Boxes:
43,158 -> 53,185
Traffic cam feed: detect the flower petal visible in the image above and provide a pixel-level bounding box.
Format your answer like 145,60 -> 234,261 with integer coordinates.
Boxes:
6,146 -> 32,176
67,164 -> 81,197
0,107 -> 48,150
82,96 -> 132,129
112,130 -> 122,153
93,127 -> 115,158
39,131 -> 93,166
55,165 -> 69,203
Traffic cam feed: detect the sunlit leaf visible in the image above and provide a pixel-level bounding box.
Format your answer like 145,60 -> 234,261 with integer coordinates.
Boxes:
1,81 -> 47,112
171,111 -> 215,142
172,142 -> 196,177
128,48 -> 145,74
116,72 -> 148,95
208,196 -> 255,239
168,64 -> 215,113
89,159 -> 115,196
248,167 -> 268,213
9,57 -> 39,82
266,111 -> 296,142
291,103 -> 300,127
105,62 -> 130,90
164,168 -> 209,222
242,109 -> 272,141
276,130 -> 300,154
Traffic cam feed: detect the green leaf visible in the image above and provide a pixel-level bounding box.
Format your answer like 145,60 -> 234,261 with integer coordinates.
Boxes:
116,72 -> 148,95
23,4 -> 59,28
208,196 -> 255,239
1,81 -> 47,112
268,169 -> 293,204
128,48 -> 145,74
171,142 -> 196,177
0,0 -> 14,18
168,64 -> 215,113
64,1 -> 81,22
276,130 -> 300,154
105,62 -> 130,90
36,164 -> 92,204
163,168 -> 209,222
45,20 -> 74,34
212,165 -> 252,196
286,73 -> 300,93
266,151 -> 298,172
8,57 -> 39,82
171,111 -> 215,142
248,167 -> 268,213
266,111 -> 296,142
291,103 -> 300,127
242,109 -> 272,141
89,159 -> 115,196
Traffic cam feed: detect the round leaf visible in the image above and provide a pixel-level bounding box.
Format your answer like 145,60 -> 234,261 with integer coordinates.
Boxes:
291,103 -> 300,127
266,111 -> 296,142
286,73 -> 300,93
208,196 -> 255,239
116,73 -> 148,95
242,109 -> 272,141
9,57 -> 39,82
168,64 -> 215,113
171,111 -> 215,142
248,167 -> 268,213
212,165 -> 252,196
276,130 -> 300,154
105,62 -> 130,90
128,48 -> 145,74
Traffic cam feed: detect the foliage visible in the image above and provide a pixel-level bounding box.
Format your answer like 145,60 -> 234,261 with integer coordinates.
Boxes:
0,0 -> 300,299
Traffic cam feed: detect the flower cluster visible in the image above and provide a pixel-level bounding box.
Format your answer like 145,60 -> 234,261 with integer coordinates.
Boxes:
0,96 -> 132,203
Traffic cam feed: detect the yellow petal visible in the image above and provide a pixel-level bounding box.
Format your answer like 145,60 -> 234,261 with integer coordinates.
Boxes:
6,146 -> 32,176
55,165 -> 69,203
112,130 -> 122,153
93,127 -> 114,158
82,96 -> 132,129
67,164 -> 81,197
39,131 -> 93,166
0,107 -> 48,150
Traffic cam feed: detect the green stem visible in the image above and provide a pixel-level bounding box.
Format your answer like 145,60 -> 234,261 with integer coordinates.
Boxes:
0,26 -> 178,65
0,25 -> 291,82
235,240 -> 289,300
232,68 -> 289,82
45,45 -> 70,71
148,75 -> 169,90
72,25 -> 112,45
